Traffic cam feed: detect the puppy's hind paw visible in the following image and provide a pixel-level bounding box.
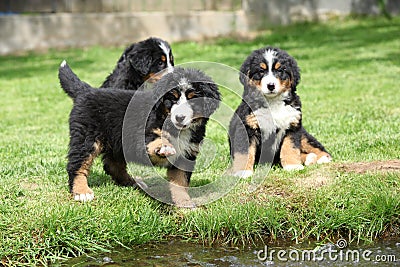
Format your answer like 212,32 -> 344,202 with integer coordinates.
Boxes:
134,177 -> 148,190
233,170 -> 254,178
317,155 -> 332,164
283,164 -> 304,171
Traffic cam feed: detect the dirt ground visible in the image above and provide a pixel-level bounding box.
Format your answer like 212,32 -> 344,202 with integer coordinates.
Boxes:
294,160 -> 400,190
338,160 -> 400,174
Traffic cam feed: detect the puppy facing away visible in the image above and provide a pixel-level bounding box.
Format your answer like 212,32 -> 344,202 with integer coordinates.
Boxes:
101,37 -> 174,90
229,46 -> 331,177
59,61 -> 220,207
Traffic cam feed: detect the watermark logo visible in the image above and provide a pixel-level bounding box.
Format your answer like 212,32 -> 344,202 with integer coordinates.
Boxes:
257,239 -> 398,263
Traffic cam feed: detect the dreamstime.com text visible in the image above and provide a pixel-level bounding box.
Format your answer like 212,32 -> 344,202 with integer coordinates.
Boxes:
257,239 -> 397,263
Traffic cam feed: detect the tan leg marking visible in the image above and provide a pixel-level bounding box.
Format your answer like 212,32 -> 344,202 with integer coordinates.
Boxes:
231,139 -> 257,177
167,168 -> 194,208
280,135 -> 303,171
245,113 -> 259,129
300,136 -> 332,164
72,140 -> 102,201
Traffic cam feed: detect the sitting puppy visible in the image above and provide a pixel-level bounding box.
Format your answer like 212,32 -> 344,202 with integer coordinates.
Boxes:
101,37 -> 174,90
59,61 -> 220,207
229,46 -> 331,177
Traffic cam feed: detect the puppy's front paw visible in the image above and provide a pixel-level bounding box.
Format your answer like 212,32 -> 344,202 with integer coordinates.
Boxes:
73,190 -> 94,202
233,170 -> 254,178
156,144 -> 176,157
72,185 -> 94,202
174,198 -> 197,209
283,164 -> 304,171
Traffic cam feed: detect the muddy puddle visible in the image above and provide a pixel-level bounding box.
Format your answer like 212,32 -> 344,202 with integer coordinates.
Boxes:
61,239 -> 399,266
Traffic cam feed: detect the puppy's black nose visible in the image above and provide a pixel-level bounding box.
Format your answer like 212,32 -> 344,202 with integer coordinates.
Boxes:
267,83 -> 275,91
175,115 -> 185,123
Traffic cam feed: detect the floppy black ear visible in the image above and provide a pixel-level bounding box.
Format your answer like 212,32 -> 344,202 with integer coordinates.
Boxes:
128,51 -> 152,77
239,56 -> 251,85
288,56 -> 301,90
199,82 -> 221,116
116,43 -> 136,65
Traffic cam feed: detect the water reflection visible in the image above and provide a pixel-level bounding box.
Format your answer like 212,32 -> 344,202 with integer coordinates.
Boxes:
62,239 -> 399,266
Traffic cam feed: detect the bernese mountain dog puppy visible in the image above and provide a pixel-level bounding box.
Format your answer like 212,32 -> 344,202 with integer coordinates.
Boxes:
229,46 -> 331,177
58,61 -> 220,207
101,37 -> 174,90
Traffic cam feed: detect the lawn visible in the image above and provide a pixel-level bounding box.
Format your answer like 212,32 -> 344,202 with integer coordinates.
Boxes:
1,16 -> 399,265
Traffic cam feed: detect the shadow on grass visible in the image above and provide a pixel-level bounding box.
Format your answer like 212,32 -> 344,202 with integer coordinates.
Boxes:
0,51 -> 95,80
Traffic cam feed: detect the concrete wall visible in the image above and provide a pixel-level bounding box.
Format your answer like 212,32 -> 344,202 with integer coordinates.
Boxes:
0,0 -> 242,13
0,0 -> 399,55
0,11 -> 249,54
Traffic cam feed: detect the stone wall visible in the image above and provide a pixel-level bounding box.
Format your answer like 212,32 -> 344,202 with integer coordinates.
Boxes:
0,0 -> 398,55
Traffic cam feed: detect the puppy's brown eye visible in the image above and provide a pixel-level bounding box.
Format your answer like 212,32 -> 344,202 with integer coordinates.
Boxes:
260,62 -> 267,70
158,60 -> 165,67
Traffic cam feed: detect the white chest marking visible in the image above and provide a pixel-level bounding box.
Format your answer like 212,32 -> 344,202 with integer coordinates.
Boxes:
253,97 -> 301,148
168,129 -> 198,162
267,97 -> 301,131
253,108 -> 276,139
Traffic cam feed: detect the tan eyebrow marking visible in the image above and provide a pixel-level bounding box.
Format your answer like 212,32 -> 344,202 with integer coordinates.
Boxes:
260,62 -> 267,70
274,62 -> 281,70
161,55 -> 166,62
187,91 -> 196,99
172,90 -> 179,99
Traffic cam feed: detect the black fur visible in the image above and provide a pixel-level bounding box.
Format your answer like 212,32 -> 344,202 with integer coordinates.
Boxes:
59,61 -> 220,205
101,37 -> 174,90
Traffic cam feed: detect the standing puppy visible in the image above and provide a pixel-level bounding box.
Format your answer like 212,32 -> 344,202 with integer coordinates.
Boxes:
101,37 -> 174,90
229,46 -> 331,177
59,62 -> 220,207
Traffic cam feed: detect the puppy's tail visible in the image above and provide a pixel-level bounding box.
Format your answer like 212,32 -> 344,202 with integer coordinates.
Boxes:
58,60 -> 91,99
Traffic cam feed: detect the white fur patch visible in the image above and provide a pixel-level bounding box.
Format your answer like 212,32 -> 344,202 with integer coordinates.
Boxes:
178,78 -> 191,90
74,193 -> 94,202
233,170 -> 254,178
305,153 -> 318,166
267,96 -> 301,131
61,60 -> 67,67
168,129 -> 198,162
253,108 -> 276,140
317,155 -> 332,164
158,144 -> 176,156
283,164 -> 304,171
263,49 -> 276,71
159,41 -> 173,72
171,94 -> 194,129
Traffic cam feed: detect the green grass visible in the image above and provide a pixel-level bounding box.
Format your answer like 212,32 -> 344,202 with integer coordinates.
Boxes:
1,16 -> 400,266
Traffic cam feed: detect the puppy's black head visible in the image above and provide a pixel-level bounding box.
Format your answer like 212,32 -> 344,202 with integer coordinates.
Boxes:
154,68 -> 221,130
118,37 -> 174,83
240,46 -> 300,98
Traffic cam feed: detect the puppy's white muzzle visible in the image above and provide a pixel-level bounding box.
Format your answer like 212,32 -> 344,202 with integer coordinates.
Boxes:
171,95 -> 193,129
261,73 -> 279,96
